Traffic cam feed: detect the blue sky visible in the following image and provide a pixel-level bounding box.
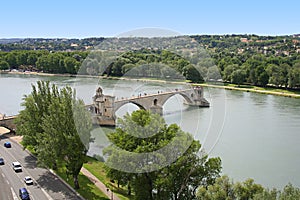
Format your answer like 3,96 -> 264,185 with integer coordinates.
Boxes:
1,0 -> 299,38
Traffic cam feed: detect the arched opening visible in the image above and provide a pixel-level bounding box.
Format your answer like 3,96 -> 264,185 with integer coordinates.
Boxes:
115,102 -> 144,119
153,99 -> 158,106
162,94 -> 188,115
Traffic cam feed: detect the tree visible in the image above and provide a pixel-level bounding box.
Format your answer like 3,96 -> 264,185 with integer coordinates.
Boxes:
197,176 -> 264,200
279,183 -> 300,200
231,69 -> 246,86
5,53 -> 17,68
288,62 -> 300,88
64,57 -> 78,74
279,63 -> 291,88
197,175 -> 235,200
255,65 -> 269,86
233,179 -> 264,200
104,110 -> 221,200
223,64 -> 239,82
16,81 -> 92,189
183,64 -> 204,83
0,60 -> 9,70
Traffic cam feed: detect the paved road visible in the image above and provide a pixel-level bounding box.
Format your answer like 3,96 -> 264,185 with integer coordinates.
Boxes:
0,167 -> 14,200
0,135 -> 83,200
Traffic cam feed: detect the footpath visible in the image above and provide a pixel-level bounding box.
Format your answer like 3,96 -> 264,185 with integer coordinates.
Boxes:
6,133 -> 120,200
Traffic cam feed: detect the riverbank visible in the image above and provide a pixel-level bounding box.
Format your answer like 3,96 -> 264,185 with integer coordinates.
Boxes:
197,83 -> 300,98
2,70 -> 300,98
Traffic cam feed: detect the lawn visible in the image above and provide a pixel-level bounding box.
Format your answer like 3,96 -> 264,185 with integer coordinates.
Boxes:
55,164 -> 109,200
83,156 -> 132,200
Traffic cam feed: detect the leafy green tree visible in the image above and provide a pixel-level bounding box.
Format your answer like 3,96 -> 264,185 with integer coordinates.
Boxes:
122,63 -> 136,75
64,56 -> 78,74
279,63 -> 291,88
266,64 -> 282,87
197,176 -> 265,200
279,183 -> 300,200
5,53 -> 17,68
104,110 -> 221,200
288,62 -> 300,88
197,175 -> 235,200
183,64 -> 204,83
255,65 -> 269,86
231,69 -> 246,86
16,81 -> 92,189
41,87 -> 91,189
0,60 -> 9,70
27,53 -> 38,66
223,64 -> 239,82
16,81 -> 57,148
233,179 -> 264,200
16,52 -> 28,66
253,188 -> 278,200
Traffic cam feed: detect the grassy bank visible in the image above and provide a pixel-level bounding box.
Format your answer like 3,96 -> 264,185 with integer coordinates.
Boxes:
55,165 -> 109,200
83,157 -> 131,200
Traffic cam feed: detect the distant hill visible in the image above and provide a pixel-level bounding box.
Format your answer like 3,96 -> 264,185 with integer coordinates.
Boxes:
0,38 -> 23,44
0,34 -> 299,53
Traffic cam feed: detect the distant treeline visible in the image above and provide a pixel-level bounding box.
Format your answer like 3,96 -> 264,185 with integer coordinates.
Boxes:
0,34 -> 300,88
0,50 -> 88,74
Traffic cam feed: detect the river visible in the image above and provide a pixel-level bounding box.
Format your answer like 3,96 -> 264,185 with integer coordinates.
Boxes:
1,73 -> 300,189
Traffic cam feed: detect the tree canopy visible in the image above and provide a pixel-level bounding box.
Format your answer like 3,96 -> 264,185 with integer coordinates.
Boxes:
103,110 -> 222,200
15,81 -> 92,189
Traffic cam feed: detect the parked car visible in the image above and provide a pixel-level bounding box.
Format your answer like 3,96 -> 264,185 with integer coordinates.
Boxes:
4,141 -> 11,148
0,158 -> 4,165
24,176 -> 33,185
19,188 -> 30,200
12,161 -> 22,172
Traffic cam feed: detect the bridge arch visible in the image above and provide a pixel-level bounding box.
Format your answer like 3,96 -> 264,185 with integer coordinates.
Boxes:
114,100 -> 146,114
159,92 -> 194,106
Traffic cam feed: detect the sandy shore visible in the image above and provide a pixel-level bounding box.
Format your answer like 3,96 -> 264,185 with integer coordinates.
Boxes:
199,83 -> 300,98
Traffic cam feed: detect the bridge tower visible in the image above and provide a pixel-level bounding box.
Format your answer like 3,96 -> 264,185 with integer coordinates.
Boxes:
90,87 -> 116,126
187,86 -> 210,107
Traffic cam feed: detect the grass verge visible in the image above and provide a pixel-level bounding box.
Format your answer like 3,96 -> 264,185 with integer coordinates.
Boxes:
55,164 -> 109,200
83,156 -> 132,200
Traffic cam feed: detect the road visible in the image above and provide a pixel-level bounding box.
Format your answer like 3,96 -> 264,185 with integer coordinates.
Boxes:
0,135 -> 83,200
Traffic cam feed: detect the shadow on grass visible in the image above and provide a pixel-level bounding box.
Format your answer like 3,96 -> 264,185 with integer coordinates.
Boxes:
55,167 -> 109,200
76,173 -> 109,200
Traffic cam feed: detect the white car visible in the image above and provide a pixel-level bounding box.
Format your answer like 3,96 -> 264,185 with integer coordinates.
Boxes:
24,176 -> 33,185
12,162 -> 22,172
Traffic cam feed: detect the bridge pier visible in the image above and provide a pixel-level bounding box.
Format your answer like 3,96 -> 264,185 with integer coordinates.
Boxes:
149,105 -> 163,115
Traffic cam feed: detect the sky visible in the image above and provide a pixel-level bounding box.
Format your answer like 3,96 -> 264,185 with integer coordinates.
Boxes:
1,0 -> 299,38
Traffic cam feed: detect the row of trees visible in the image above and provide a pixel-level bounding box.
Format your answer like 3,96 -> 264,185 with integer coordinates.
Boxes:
1,41 -> 299,88
86,49 -> 300,88
0,50 -> 88,74
215,53 -> 300,88
15,81 -> 92,189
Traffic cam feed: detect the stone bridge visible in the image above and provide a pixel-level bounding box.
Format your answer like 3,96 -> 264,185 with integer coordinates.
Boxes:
88,86 -> 209,126
0,114 -> 18,133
